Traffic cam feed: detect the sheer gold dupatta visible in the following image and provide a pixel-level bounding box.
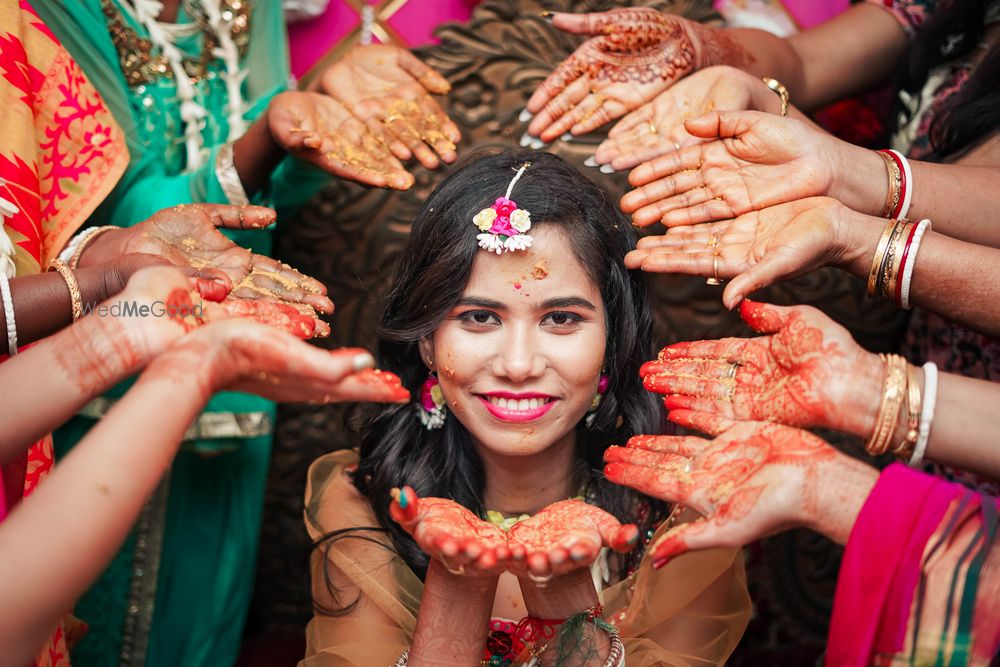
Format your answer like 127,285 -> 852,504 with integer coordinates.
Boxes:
301,451 -> 750,667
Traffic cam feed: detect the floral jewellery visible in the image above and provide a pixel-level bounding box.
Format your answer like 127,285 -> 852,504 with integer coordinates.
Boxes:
417,372 -> 446,429
585,375 -> 610,427
473,162 -> 533,254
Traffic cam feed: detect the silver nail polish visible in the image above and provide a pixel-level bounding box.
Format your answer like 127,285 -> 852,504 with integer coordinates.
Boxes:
352,353 -> 375,372
560,133 -> 573,142
599,164 -> 616,174
518,108 -> 534,123
530,138 -> 545,150
583,156 -> 599,168
519,132 -> 532,147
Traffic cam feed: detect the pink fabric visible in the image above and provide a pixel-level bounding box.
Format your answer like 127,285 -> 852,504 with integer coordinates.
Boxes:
781,0 -> 848,28
826,464 -> 960,666
287,0 -> 480,78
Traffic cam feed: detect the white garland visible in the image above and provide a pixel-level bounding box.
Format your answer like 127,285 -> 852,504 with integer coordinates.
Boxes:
121,0 -> 247,170
0,179 -> 21,279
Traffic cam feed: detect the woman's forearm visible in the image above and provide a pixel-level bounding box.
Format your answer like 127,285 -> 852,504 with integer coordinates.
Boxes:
924,372 -> 1000,481
231,110 -> 285,198
518,569 -> 610,667
0,359 -> 210,667
409,562 -> 498,667
0,305 -> 162,464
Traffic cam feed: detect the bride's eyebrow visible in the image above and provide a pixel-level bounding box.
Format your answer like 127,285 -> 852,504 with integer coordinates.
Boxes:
456,296 -> 506,309
540,297 -> 597,311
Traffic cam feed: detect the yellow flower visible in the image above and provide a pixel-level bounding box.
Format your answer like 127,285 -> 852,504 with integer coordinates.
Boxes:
429,383 -> 444,408
473,207 -> 497,231
510,208 -> 531,232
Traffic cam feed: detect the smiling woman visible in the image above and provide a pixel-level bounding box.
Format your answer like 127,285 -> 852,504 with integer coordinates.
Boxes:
301,151 -> 751,667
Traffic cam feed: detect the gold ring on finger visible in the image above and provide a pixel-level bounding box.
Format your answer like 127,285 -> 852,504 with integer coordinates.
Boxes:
648,122 -> 657,134
706,253 -> 722,286
445,562 -> 466,576
527,571 -> 553,587
726,361 -> 739,380
724,383 -> 736,401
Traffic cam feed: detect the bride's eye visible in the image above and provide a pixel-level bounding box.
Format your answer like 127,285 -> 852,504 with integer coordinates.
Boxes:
459,310 -> 500,327
542,311 -> 583,329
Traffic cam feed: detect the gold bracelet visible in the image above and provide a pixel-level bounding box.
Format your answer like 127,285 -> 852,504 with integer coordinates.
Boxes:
892,363 -> 923,459
867,219 -> 897,297
48,259 -> 83,322
761,77 -> 789,117
882,219 -> 909,302
877,151 -> 901,219
866,354 -> 908,456
70,225 -> 118,269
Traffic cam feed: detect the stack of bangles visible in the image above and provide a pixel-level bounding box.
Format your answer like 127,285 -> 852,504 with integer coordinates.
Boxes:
389,604 -> 626,667
876,149 -> 913,220
866,217 -> 932,309
866,353 -> 939,467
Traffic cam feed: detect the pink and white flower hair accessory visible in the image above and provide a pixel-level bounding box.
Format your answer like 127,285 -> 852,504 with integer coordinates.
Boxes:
474,162 -> 533,254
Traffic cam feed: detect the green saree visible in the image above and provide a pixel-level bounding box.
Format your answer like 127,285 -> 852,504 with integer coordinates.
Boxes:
31,1 -> 329,665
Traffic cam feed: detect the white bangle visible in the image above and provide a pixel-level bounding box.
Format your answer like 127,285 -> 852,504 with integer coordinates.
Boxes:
900,218 -> 931,310
0,271 -> 17,356
908,362 -> 938,467
58,226 -> 102,264
215,141 -> 250,206
887,149 -> 913,220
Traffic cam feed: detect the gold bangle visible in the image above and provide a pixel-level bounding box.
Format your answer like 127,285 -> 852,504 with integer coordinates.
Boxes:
867,219 -> 897,297
877,151 -> 901,219
70,225 -> 118,269
882,219 -> 909,302
48,259 -> 83,322
892,363 -> 923,459
761,77 -> 789,117
866,354 -> 908,456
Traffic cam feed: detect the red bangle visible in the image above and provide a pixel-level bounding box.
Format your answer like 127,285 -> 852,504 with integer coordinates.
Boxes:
895,222 -> 919,307
880,150 -> 908,219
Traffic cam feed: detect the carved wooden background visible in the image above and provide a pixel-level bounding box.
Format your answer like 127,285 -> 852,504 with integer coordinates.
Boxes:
251,0 -> 908,661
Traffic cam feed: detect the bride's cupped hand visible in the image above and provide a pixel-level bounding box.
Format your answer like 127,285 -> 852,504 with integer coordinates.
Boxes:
506,500 -> 639,579
525,8 -> 702,143
621,111 -> 838,229
624,196 -> 857,309
390,488 -> 512,576
268,90 -> 414,191
594,66 -> 762,172
640,300 -> 883,436
604,416 -> 874,567
77,203 -> 334,337
317,44 -> 460,171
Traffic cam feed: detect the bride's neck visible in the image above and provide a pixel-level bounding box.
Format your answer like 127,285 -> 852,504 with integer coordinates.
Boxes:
479,434 -> 580,517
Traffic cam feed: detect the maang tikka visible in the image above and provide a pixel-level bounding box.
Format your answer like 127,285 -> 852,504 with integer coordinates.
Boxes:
472,162 -> 533,254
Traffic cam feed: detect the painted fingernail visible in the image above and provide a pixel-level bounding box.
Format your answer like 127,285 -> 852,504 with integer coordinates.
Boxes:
653,557 -> 669,569
518,108 -> 534,123
530,138 -> 545,150
583,156 -> 599,168
539,10 -> 554,22
352,353 -> 375,371
560,133 -> 573,142
519,132 -> 533,147
600,164 -> 616,174
395,489 -> 408,509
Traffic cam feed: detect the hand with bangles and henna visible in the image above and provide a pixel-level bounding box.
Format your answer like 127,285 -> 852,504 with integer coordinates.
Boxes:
603,413 -> 879,566
621,110 -> 836,229
593,66 -> 782,172
314,44 -> 460,172
641,299 -> 884,437
266,91 -> 414,190
625,196 -> 857,309
74,203 -> 334,337
524,9 -> 753,143
389,490 -> 638,579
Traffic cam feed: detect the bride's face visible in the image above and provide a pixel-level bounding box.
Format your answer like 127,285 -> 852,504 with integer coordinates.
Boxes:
421,226 -> 607,457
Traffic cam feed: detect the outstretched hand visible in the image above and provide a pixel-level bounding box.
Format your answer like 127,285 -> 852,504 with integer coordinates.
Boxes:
268,91 -> 414,190
525,8 -> 701,142
318,44 -> 460,170
640,300 -> 883,436
624,196 -> 856,309
507,499 -> 638,579
604,415 -> 877,566
594,66 -> 761,171
390,487 -> 511,576
78,204 -> 333,337
622,111 -> 838,228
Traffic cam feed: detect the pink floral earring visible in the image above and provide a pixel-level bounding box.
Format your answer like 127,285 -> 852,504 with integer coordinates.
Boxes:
418,373 -> 447,430
585,375 -> 610,427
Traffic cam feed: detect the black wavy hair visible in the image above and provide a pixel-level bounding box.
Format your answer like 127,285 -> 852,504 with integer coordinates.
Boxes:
898,0 -> 1000,160
313,149 -> 667,613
